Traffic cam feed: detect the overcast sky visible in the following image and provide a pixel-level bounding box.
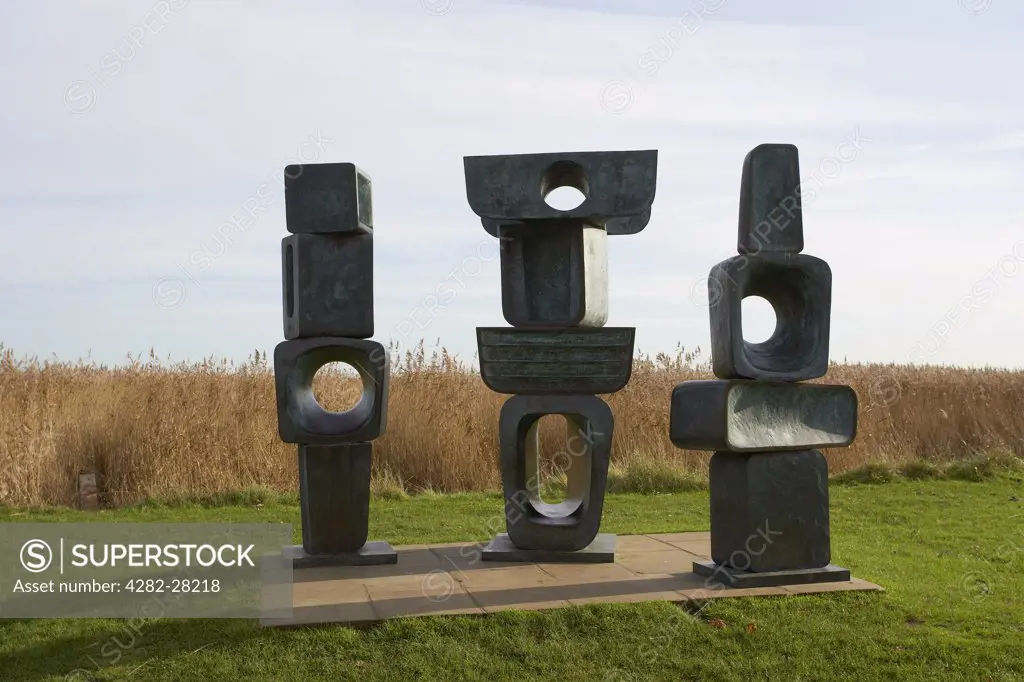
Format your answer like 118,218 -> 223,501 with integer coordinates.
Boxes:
1,0 -> 1022,368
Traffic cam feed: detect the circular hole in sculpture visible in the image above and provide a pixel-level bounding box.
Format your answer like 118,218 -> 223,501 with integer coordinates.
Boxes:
311,361 -> 362,413
741,295 -> 778,344
540,160 -> 589,210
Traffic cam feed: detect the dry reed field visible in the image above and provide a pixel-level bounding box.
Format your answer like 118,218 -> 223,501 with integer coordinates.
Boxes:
2,341 -> 1023,508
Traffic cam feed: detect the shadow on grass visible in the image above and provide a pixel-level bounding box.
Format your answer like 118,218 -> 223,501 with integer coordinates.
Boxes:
0,617 -> 270,680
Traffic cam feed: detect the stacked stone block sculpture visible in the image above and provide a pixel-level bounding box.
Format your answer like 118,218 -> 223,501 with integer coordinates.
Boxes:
465,151 -> 658,562
671,144 -> 858,587
273,163 -> 396,567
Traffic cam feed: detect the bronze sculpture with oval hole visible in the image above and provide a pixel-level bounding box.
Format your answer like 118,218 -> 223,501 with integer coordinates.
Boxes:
465,151 -> 658,562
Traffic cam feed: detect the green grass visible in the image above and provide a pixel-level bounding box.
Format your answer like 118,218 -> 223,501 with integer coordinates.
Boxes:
2,475 -> 1023,681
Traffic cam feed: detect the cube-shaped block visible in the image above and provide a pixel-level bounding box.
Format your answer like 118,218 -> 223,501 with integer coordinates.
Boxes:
499,394 -> 614,552
710,450 -> 831,572
738,143 -> 803,254
285,162 -> 373,234
464,150 -> 657,223
274,338 -> 388,444
670,380 -> 857,452
499,223 -> 608,328
299,442 -> 372,555
282,233 -> 373,339
709,253 -> 831,381
477,327 -> 634,394
481,207 -> 652,237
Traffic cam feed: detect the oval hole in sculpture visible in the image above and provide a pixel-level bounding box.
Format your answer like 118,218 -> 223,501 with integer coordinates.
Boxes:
543,185 -> 587,210
541,160 -> 589,210
311,361 -> 362,413
534,415 -> 570,506
741,295 -> 777,344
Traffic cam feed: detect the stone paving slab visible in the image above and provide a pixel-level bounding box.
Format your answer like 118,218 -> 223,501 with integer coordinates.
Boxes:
261,532 -> 883,628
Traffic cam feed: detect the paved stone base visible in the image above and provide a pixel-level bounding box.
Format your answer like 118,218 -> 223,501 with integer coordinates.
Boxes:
481,533 -> 616,563
692,559 -> 851,587
261,532 -> 881,627
285,541 -> 398,568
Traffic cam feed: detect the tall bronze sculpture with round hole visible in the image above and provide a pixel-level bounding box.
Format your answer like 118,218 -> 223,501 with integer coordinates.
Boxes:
465,150 -> 658,562
273,162 -> 397,567
671,144 -> 859,587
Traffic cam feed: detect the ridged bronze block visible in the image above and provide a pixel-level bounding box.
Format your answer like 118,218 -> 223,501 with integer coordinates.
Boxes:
477,327 -> 634,395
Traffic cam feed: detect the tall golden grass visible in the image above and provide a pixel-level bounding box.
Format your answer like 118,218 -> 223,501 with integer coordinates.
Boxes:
1,341 -> 1023,507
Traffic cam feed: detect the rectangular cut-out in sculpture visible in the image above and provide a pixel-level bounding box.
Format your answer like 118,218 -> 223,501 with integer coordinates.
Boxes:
670,380 -> 857,452
499,223 -> 608,328
281,233 -> 373,339
285,162 -> 373,234
477,327 -> 634,394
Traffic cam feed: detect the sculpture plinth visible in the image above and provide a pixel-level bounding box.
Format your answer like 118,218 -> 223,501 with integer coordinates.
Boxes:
464,150 -> 658,563
672,144 -> 856,586
274,162 -> 396,567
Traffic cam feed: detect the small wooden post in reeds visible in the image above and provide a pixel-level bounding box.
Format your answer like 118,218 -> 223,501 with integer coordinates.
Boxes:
77,471 -> 99,510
